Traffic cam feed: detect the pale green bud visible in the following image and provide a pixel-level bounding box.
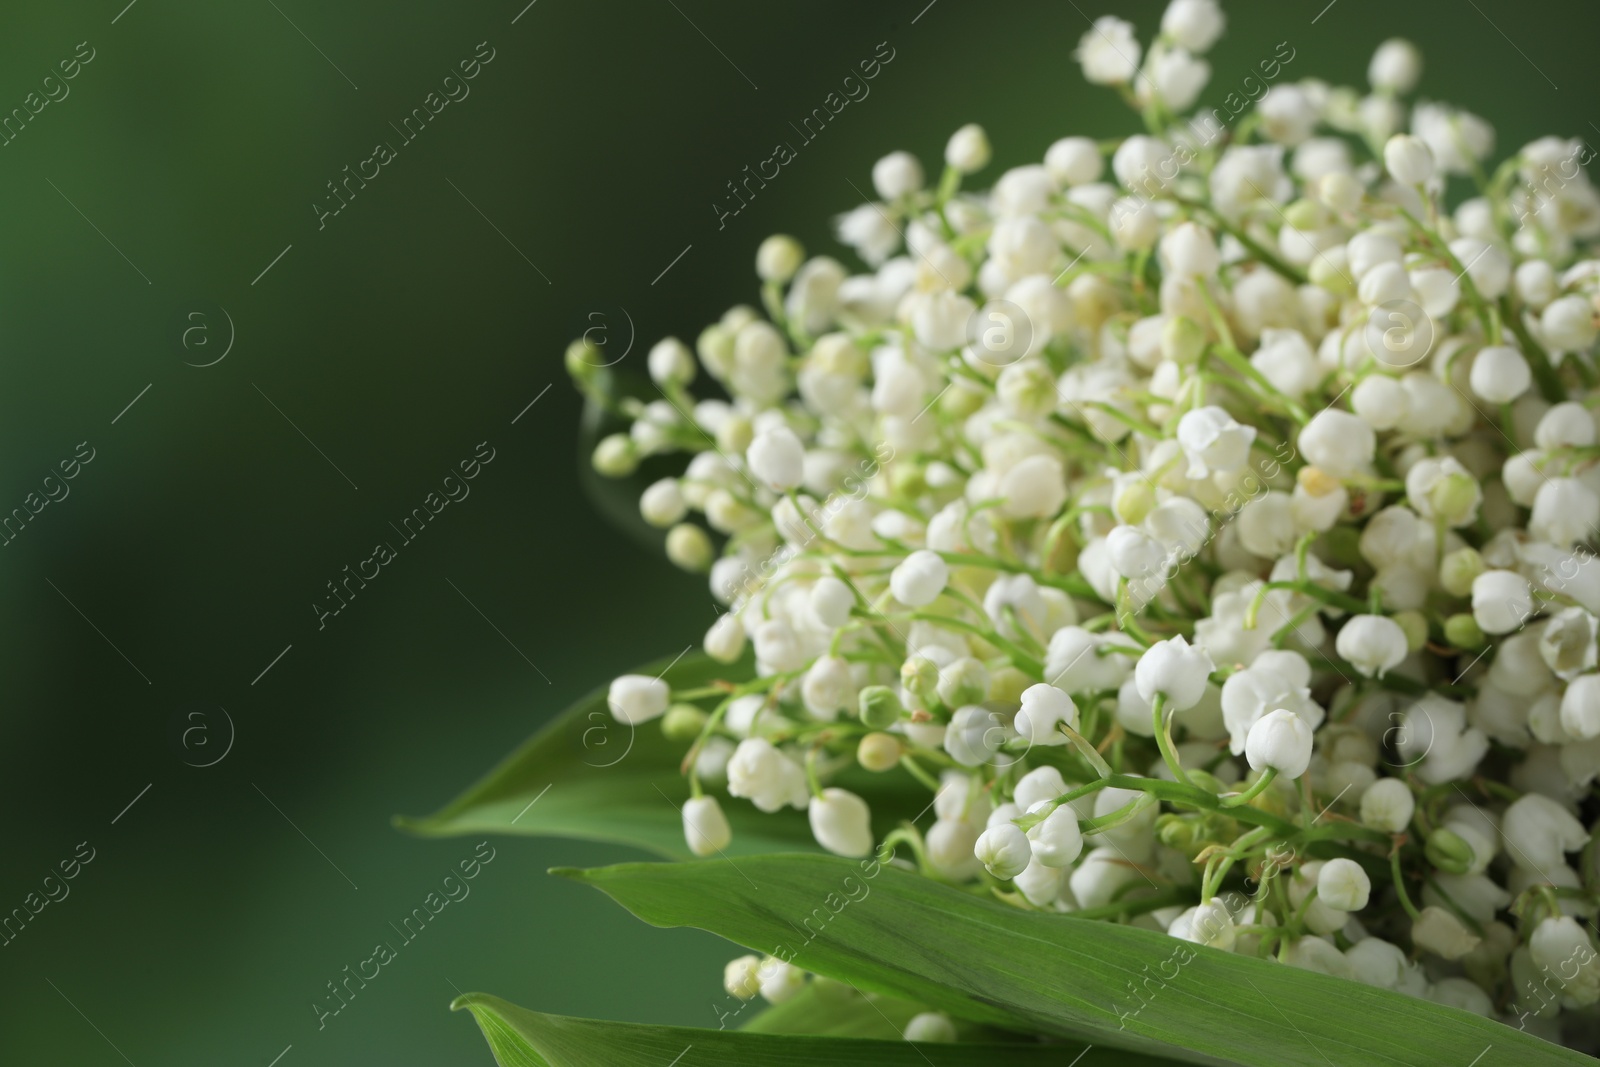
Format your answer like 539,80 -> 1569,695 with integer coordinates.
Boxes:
665,523 -> 714,572
1309,253 -> 1355,294
900,657 -> 940,703
1161,314 -> 1207,364
696,324 -> 735,379
987,665 -> 1032,705
1439,547 -> 1485,598
1425,827 -> 1476,876
1113,477 -> 1156,525
857,732 -> 903,772
1393,610 -> 1429,653
662,704 -> 708,742
1283,198 -> 1327,231
937,657 -> 989,707
1444,613 -> 1485,650
859,685 -> 904,729
716,414 -> 754,456
592,434 -> 639,477
1429,472 -> 1481,526
756,235 -> 804,283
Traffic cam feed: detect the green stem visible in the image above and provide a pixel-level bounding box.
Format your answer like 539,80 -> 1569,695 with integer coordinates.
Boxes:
1221,767 -> 1278,807
1391,847 -> 1421,921
1151,693 -> 1193,787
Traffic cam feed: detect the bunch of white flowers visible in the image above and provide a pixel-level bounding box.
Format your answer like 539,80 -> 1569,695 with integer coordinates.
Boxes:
576,0 -> 1600,1042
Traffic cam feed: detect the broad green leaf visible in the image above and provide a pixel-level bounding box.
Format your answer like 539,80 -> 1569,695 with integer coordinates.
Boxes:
452,992 -> 1180,1066
397,652 -> 919,858
741,979 -> 1025,1043
738,979 -> 925,1039
559,855 -> 1590,1067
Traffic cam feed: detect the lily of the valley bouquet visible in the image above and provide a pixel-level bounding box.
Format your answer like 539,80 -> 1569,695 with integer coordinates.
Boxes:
405,3 -> 1600,1063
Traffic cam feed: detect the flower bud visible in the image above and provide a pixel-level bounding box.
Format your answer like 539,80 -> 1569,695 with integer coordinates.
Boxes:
974,822 -> 1032,879
890,550 -> 949,607
857,732 -> 903,772
1471,569 -> 1533,635
1360,778 -> 1415,835
1412,905 -> 1480,960
925,819 -> 982,880
1162,0 -> 1225,53
715,413 -> 754,456
1317,857 -> 1372,912
640,478 -> 687,528
1245,709 -> 1313,778
1443,613 -> 1484,650
665,523 -> 714,572
1438,547 -> 1484,597
809,788 -> 873,857
872,151 -> 925,200
1529,917 -> 1600,1006
1172,899 -> 1236,950
1383,134 -> 1434,185
1026,803 -> 1084,868
1161,314 -> 1207,364
1468,345 -> 1531,404
1045,136 -> 1102,186
1014,765 -> 1068,811
648,337 -> 697,388
899,656 -> 940,704
1369,38 -> 1422,93
704,613 -> 746,664
857,685 -> 904,730
1334,615 -> 1407,678
1393,610 -> 1428,652
945,123 -> 991,174
756,235 -> 804,283
747,426 -> 805,491
1113,475 -> 1157,525
724,955 -> 762,999
608,674 -> 669,724
903,1012 -> 957,1043
1014,683 -> 1078,746
1560,673 -> 1600,740
758,958 -> 806,1004
1424,826 -> 1476,875
592,433 -> 639,477
1319,171 -> 1363,213
1134,634 -> 1216,710
682,795 -> 732,857
662,704 -> 708,742
565,337 -> 605,384
937,657 -> 990,708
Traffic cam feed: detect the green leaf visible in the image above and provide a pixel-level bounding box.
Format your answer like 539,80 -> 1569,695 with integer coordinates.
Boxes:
738,978 -> 924,1038
396,652 -> 918,859
740,979 -> 1025,1043
559,854 -> 1590,1067
452,992 -> 1178,1066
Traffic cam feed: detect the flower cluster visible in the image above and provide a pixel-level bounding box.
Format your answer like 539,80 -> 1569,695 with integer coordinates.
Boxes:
573,0 -> 1600,1043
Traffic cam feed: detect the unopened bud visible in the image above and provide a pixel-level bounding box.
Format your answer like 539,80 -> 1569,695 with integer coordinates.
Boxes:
858,685 -> 904,729
1425,826 -> 1477,875
857,732 -> 903,772
665,524 -> 714,572
592,434 -> 639,477
1161,315 -> 1207,364
1439,547 -> 1485,598
1393,610 -> 1429,653
1444,613 -> 1485,650
662,704 -> 708,742
1297,465 -> 1342,497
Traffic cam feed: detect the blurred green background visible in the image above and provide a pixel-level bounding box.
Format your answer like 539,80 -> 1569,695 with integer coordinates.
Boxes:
0,1 -> 1596,1063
